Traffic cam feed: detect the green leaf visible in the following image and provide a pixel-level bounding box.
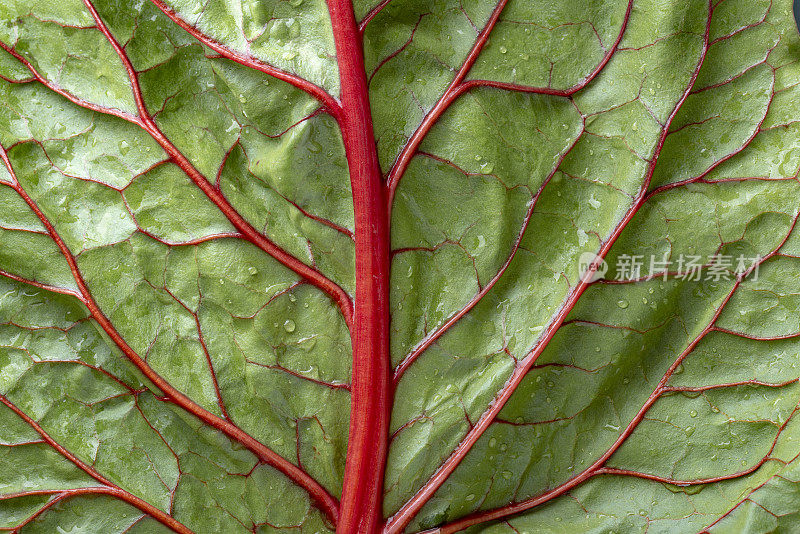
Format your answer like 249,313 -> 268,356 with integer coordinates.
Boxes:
2,0 -> 800,533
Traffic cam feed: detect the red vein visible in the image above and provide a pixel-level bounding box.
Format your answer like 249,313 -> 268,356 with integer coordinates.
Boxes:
712,326 -> 800,341
384,0 -> 508,211
0,395 -> 193,534
192,299 -> 231,420
0,10 -> 353,330
663,378 -> 800,392
148,271 -> 231,419
0,0 -> 356,330
86,0 -> 354,328
246,359 -> 351,391
326,1 -> 393,532
429,196 -> 799,534
703,457 -> 799,531
221,138 -> 354,239
457,0 -> 634,97
367,14 -> 428,85
35,358 -> 142,396
596,460 -> 779,486
0,41 -> 139,124
0,489 -> 130,532
393,133 -> 581,382
385,0 -> 634,212
0,144 -> 340,524
708,0 -> 772,46
0,268 -> 83,299
428,218 -> 796,533
278,193 -> 355,239
644,65 -> 778,199
147,0 -> 342,117
384,4 -> 711,531
359,0 -> 395,33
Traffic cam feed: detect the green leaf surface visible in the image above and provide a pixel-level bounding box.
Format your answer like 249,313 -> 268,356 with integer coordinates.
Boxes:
2,0 -> 800,533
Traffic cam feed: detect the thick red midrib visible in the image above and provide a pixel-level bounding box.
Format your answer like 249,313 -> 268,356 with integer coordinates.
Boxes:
327,1 -> 392,533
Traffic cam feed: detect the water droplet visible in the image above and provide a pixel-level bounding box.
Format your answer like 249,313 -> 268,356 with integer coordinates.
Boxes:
616,299 -> 629,309
301,337 -> 317,351
489,437 -> 497,448
690,410 -> 698,418
283,319 -> 296,332
248,266 -> 258,275
499,46 -> 508,54
307,140 -> 323,154
684,481 -> 705,494
577,228 -> 588,246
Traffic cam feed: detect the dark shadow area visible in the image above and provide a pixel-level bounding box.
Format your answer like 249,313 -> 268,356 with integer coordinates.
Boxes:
796,0 -> 800,31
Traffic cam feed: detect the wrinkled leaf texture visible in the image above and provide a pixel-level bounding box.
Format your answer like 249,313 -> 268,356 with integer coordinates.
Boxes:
2,0 -> 800,533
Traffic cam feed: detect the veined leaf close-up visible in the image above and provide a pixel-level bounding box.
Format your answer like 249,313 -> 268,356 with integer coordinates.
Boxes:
2,0 -> 800,532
